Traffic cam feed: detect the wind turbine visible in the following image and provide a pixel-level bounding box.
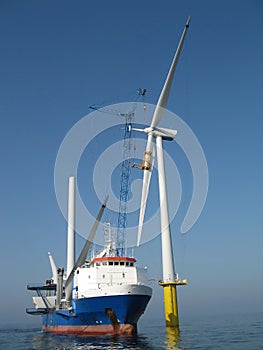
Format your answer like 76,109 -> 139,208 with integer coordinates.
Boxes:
136,17 -> 191,328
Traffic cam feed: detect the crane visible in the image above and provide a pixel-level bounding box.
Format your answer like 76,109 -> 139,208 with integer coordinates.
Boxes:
89,88 -> 146,255
116,88 -> 146,256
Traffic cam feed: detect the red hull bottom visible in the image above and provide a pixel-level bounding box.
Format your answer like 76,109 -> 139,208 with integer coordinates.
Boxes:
42,323 -> 135,336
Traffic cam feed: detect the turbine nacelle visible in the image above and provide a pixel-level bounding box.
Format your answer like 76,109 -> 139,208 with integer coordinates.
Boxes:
133,126 -> 177,141
132,127 -> 177,171
145,127 -> 177,141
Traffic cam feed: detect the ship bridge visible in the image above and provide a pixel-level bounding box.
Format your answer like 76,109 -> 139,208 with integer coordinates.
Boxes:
90,256 -> 136,268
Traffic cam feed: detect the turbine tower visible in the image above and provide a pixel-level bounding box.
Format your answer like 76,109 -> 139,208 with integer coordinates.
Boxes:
136,17 -> 191,328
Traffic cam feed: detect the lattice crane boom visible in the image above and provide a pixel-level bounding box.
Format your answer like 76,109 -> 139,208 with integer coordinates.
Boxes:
88,89 -> 146,256
116,88 -> 146,256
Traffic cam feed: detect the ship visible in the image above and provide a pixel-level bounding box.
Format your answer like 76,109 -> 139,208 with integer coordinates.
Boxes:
26,182 -> 152,335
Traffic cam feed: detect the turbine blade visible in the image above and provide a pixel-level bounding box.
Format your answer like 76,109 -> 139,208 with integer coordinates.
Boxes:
132,127 -> 145,133
65,195 -> 109,289
137,170 -> 152,246
136,17 -> 191,246
137,135 -> 154,246
48,252 -> 58,285
151,16 -> 191,128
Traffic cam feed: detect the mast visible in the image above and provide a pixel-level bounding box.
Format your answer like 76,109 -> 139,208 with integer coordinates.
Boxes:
66,176 -> 75,305
116,88 -> 146,255
116,111 -> 133,256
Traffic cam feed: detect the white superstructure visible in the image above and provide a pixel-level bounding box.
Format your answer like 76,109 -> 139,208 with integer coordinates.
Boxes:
73,255 -> 151,299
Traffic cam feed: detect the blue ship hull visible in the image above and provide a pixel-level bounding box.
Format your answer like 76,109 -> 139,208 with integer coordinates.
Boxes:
42,294 -> 151,335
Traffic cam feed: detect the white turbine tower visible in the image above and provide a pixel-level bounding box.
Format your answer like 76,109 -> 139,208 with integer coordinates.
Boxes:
64,176 -> 108,307
136,17 -> 191,328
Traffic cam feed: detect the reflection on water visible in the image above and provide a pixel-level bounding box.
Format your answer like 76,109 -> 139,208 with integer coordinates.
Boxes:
165,327 -> 182,350
31,332 -> 156,350
31,330 -> 183,350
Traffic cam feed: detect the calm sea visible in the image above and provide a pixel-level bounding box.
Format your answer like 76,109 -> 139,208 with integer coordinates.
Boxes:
0,313 -> 262,350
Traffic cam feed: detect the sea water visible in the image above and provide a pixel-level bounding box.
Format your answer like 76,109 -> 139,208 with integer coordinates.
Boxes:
0,312 -> 262,350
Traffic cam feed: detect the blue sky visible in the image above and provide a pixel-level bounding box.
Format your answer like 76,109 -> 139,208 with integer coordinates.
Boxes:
0,1 -> 262,327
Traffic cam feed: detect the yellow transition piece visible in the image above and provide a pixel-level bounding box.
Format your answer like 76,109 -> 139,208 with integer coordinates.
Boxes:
159,280 -> 187,328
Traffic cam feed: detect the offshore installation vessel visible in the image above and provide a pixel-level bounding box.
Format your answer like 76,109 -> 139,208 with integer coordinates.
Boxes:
26,178 -> 152,335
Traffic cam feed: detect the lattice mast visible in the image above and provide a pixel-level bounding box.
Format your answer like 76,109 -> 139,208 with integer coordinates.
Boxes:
116,89 -> 146,256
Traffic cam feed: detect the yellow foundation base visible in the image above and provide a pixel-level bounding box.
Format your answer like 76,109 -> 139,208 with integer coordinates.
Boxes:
159,280 -> 187,328
160,282 -> 179,327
